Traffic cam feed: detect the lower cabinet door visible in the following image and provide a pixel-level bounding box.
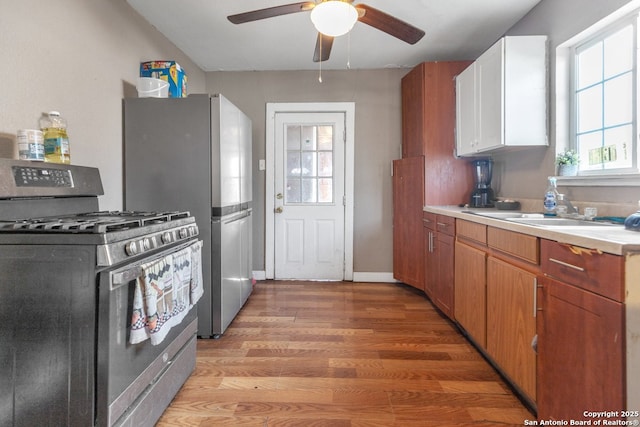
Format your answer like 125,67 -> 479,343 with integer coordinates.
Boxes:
486,257 -> 537,402
537,275 -> 625,421
454,241 -> 487,348
433,232 -> 454,318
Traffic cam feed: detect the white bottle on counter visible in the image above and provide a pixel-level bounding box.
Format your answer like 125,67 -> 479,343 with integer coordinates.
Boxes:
543,176 -> 558,215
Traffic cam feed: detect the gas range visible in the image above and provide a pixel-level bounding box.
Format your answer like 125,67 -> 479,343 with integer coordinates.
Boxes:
0,159 -> 203,426
0,210 -> 199,266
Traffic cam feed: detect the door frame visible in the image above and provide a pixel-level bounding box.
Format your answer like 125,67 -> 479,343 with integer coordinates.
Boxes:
265,102 -> 355,280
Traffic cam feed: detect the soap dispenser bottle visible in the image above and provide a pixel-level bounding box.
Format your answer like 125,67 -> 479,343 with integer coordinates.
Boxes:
543,176 -> 558,216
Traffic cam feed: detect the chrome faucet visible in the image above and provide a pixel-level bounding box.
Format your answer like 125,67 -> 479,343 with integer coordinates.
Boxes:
557,194 -> 579,215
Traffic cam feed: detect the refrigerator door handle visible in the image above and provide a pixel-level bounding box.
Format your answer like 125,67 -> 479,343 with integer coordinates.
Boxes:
219,209 -> 252,225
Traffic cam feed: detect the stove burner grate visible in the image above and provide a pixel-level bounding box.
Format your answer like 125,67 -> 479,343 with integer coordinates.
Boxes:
0,210 -> 192,234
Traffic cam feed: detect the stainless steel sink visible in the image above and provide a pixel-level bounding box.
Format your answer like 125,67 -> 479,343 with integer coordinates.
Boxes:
462,210 -> 620,228
507,217 -> 618,227
462,210 -> 535,219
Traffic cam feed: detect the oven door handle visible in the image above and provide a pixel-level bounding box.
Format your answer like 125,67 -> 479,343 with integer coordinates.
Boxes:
111,267 -> 144,289
109,239 -> 200,290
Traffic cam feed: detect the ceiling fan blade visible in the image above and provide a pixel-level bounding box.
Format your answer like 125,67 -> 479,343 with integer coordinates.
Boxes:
313,33 -> 334,62
355,4 -> 425,45
228,2 -> 315,24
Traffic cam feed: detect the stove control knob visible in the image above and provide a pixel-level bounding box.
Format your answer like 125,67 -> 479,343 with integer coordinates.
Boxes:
142,238 -> 151,251
125,241 -> 138,256
192,225 -> 199,236
162,232 -> 173,244
179,227 -> 188,239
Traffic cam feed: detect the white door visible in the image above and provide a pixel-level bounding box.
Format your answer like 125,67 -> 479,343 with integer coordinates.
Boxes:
273,112 -> 345,280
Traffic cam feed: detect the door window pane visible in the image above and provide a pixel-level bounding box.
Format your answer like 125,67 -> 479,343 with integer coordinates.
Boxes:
318,152 -> 333,177
317,125 -> 333,150
287,126 -> 301,150
287,152 -> 301,175
286,178 -> 301,203
302,126 -> 316,150
285,124 -> 335,204
301,152 -> 316,176
318,178 -> 333,203
302,178 -> 316,203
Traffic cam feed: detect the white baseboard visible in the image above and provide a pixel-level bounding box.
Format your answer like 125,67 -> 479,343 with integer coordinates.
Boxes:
251,270 -> 397,283
252,270 -> 267,281
352,272 -> 398,283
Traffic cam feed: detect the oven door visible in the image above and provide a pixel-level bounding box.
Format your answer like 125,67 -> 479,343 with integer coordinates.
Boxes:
95,239 -> 200,427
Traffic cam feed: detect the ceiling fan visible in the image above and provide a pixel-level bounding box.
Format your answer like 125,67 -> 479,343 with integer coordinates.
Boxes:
227,1 -> 425,62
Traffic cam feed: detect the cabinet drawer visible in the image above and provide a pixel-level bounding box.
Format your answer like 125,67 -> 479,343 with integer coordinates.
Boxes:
456,219 -> 487,245
435,215 -> 455,236
488,227 -> 539,265
423,212 -> 436,230
540,239 -> 624,302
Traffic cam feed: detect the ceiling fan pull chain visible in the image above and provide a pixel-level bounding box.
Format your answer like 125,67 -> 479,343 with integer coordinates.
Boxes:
347,31 -> 351,69
318,33 -> 323,82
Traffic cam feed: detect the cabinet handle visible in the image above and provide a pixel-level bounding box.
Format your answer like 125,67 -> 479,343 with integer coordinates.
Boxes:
533,277 -> 537,318
549,257 -> 585,272
429,231 -> 434,252
423,218 -> 432,224
436,222 -> 448,227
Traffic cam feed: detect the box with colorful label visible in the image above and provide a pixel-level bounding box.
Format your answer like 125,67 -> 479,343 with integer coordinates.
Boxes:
140,61 -> 187,98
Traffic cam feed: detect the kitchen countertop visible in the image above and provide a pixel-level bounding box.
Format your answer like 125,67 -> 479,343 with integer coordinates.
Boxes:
424,205 -> 640,256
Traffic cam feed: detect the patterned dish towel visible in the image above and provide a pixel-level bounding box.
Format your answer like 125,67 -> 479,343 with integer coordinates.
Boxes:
190,240 -> 204,306
130,240 -> 204,346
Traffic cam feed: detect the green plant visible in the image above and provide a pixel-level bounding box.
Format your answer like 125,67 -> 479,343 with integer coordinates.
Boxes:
556,149 -> 580,166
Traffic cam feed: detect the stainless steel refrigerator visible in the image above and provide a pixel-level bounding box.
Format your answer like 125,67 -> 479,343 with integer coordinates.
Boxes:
124,93 -> 253,337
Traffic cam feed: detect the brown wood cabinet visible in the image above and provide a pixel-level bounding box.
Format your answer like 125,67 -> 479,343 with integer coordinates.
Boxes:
486,257 -> 537,401
486,227 -> 539,404
454,240 -> 487,347
400,61 -> 474,204
393,157 -> 424,289
537,239 -> 625,421
394,61 -> 474,290
454,220 -> 538,403
423,213 -> 437,296
424,213 -> 455,318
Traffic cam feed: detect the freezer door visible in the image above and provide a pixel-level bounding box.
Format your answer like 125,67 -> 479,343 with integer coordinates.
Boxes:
216,209 -> 253,333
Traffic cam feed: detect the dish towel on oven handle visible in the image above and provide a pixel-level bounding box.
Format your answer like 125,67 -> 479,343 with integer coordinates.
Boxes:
130,240 -> 204,346
130,254 -> 173,345
190,240 -> 204,306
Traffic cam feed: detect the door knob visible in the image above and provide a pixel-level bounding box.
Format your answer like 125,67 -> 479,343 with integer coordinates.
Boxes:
276,193 -> 283,200
275,206 -> 283,213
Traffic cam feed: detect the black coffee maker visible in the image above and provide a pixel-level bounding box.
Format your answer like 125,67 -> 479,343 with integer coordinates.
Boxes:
470,159 -> 495,208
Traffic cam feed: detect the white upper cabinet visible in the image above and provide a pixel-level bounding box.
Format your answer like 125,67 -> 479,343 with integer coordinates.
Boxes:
456,36 -> 548,157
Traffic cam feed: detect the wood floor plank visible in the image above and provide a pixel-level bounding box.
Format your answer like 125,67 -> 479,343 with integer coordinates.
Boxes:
156,281 -> 534,426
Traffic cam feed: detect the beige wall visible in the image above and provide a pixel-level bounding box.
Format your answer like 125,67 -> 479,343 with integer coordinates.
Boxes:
206,70 -> 405,272
0,0 -> 206,210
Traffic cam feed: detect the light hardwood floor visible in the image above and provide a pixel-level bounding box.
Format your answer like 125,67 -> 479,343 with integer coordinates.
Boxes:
157,281 -> 534,426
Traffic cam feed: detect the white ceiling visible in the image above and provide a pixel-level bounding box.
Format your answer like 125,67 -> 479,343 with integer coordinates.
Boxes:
126,0 -> 541,72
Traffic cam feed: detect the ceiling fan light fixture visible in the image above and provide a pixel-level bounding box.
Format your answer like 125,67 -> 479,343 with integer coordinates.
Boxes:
310,1 -> 358,37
